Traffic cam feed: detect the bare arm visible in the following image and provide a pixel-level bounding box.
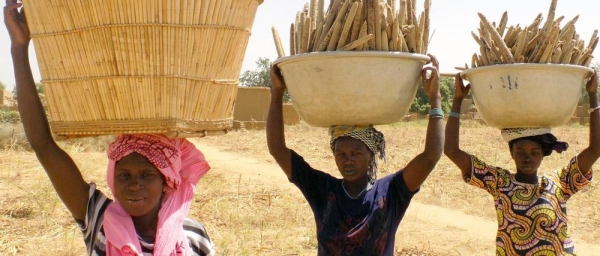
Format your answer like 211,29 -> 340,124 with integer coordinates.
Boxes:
443,73 -> 473,182
266,66 -> 292,179
576,71 -> 600,175
5,1 -> 89,221
403,54 -> 444,192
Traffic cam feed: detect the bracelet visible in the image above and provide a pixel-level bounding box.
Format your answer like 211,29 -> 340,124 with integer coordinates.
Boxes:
449,112 -> 461,118
429,115 -> 444,119
588,106 -> 600,114
429,108 -> 444,117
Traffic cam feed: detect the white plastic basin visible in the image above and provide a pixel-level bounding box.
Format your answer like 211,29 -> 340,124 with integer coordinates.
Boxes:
461,64 -> 593,129
273,52 -> 430,127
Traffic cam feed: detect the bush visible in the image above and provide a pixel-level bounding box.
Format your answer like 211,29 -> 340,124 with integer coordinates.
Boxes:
0,109 -> 20,124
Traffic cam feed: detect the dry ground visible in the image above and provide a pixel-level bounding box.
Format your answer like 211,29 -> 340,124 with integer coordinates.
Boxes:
0,120 -> 599,255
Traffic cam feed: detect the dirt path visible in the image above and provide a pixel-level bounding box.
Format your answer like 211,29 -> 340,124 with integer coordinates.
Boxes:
193,142 -> 600,256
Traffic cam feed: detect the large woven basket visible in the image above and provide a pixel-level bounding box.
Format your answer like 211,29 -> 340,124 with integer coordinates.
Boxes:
23,0 -> 262,139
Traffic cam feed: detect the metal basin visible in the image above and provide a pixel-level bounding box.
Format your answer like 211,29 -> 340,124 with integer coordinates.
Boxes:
461,64 -> 593,129
273,52 -> 430,127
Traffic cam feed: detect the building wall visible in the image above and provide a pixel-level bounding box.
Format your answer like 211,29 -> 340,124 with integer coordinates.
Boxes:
1,90 -> 15,107
461,99 -> 474,113
282,104 -> 300,125
232,87 -> 301,129
233,87 -> 271,121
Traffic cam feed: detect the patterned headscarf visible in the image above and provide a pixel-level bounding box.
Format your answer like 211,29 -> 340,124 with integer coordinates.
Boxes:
104,134 -> 210,256
501,128 -> 569,156
329,125 -> 386,183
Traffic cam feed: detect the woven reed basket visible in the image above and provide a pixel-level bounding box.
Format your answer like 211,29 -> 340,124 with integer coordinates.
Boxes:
23,0 -> 262,139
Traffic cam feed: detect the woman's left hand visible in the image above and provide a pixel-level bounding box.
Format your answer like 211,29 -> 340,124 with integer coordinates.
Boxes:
422,54 -> 441,101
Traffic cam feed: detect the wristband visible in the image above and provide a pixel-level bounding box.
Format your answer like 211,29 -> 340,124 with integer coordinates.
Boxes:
429,108 -> 444,117
449,112 -> 461,118
588,106 -> 600,114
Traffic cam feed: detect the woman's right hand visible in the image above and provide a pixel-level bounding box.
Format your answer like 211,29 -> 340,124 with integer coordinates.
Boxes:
454,73 -> 470,100
270,65 -> 287,94
4,0 -> 30,47
586,70 -> 598,95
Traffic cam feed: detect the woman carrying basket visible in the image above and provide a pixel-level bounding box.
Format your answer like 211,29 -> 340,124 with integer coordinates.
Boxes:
444,72 -> 599,255
266,54 -> 444,255
5,1 -> 215,255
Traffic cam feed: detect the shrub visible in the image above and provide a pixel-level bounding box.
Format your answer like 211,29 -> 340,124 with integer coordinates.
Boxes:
0,109 -> 20,124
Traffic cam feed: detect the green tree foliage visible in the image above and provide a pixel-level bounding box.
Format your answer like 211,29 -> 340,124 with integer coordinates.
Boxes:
35,82 -> 44,94
0,81 -> 5,91
240,57 -> 272,88
239,57 -> 291,102
410,77 -> 454,115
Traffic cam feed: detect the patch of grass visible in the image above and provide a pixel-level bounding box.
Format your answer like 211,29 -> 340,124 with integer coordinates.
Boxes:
0,123 -> 114,153
190,172 -> 317,255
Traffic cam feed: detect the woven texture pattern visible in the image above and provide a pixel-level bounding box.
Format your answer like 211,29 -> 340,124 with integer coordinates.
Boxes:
24,0 -> 262,137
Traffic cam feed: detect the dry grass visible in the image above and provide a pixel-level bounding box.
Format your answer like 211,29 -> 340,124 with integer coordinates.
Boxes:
0,120 -> 598,255
198,120 -> 600,251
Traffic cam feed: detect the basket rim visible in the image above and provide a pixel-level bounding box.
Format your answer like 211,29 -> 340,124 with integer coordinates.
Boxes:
273,51 -> 431,68
461,63 -> 594,80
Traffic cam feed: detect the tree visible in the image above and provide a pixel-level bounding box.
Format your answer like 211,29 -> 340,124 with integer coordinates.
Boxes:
0,81 -> 5,91
239,57 -> 291,102
240,57 -> 272,88
410,77 -> 454,115
35,82 -> 44,94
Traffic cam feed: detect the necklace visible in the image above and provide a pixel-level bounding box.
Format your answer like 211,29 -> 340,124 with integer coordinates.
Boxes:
342,180 -> 368,199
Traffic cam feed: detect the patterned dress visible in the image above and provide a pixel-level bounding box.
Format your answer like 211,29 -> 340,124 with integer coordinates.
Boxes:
468,155 -> 593,255
290,150 -> 416,256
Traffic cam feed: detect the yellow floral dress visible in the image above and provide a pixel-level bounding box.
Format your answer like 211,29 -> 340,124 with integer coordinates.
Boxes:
468,155 -> 593,256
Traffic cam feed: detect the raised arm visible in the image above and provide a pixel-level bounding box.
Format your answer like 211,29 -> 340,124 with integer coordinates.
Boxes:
5,1 -> 89,220
576,70 -> 600,175
402,54 -> 444,192
266,66 -> 292,179
444,73 -> 473,181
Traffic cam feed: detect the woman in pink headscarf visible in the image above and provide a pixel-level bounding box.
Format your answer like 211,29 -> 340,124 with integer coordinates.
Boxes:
5,1 -> 215,255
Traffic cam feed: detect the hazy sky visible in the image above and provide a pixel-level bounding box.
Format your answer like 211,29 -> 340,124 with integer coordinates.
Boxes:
1,0 -> 598,89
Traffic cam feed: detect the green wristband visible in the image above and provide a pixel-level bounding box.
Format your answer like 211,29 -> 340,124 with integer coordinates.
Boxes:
429,108 -> 444,117
449,112 -> 461,118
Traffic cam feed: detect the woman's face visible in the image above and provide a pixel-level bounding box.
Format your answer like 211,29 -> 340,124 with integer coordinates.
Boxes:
333,137 -> 373,183
113,153 -> 165,217
510,139 -> 544,175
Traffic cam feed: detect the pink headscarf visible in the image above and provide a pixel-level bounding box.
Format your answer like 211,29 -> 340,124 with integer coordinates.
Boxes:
103,134 -> 210,255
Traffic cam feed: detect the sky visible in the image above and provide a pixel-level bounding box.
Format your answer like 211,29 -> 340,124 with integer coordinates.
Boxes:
0,0 -> 598,90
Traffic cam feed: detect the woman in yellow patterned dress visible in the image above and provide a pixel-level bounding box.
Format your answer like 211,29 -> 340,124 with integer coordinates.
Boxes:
444,72 -> 599,255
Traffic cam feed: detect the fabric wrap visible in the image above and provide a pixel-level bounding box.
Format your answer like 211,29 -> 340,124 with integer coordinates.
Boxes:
104,134 -> 210,256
